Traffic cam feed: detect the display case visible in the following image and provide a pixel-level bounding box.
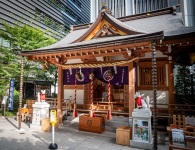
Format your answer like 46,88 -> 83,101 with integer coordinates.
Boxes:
130,109 -> 153,149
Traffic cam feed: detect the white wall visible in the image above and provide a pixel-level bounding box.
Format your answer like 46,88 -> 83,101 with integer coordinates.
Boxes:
139,90 -> 169,106
64,89 -> 84,104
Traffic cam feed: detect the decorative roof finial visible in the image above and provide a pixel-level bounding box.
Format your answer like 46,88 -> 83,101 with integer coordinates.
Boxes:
101,2 -> 106,12
102,2 -> 105,7
100,1 -> 112,15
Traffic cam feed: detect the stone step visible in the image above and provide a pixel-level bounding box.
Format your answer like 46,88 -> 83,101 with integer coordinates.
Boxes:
63,113 -> 130,129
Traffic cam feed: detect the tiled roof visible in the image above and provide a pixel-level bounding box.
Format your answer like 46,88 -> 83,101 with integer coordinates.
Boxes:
34,9 -> 195,51
124,13 -> 188,36
104,13 -> 147,34
41,28 -> 88,50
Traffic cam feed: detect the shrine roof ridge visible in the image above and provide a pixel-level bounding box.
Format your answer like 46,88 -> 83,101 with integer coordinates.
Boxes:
71,5 -> 179,31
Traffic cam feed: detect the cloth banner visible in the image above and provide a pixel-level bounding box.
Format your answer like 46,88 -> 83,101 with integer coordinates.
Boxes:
2,96 -> 8,105
8,79 -> 15,110
63,66 -> 128,85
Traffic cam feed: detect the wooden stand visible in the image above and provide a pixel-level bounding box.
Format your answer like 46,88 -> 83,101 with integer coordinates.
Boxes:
116,126 -> 132,146
79,114 -> 105,133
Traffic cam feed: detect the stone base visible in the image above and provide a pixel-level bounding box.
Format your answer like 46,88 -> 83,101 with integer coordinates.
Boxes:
30,124 -> 42,131
130,140 -> 153,150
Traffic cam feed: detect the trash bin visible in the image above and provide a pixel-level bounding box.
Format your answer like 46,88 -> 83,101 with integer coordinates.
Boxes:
41,118 -> 51,132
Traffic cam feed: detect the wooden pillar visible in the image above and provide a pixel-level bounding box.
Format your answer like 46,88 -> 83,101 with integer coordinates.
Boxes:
57,66 -> 63,124
168,63 -> 174,104
128,62 -> 135,117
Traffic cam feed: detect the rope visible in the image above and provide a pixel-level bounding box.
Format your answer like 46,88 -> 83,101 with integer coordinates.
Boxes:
74,76 -> 77,104
90,79 -> 93,104
18,56 -> 24,130
108,74 -> 111,103
61,57 -> 139,69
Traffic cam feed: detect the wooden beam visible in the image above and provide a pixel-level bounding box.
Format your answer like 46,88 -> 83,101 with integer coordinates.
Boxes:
168,63 -> 174,104
27,42 -> 150,61
57,66 -> 63,124
128,62 -> 135,117
64,85 -> 84,90
157,37 -> 195,45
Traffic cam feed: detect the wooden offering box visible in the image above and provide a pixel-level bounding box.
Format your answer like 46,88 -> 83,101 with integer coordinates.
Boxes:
79,114 -> 105,133
116,126 -> 132,146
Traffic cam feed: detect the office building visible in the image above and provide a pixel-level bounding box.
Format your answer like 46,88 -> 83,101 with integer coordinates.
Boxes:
91,0 -> 195,27
0,0 -> 90,42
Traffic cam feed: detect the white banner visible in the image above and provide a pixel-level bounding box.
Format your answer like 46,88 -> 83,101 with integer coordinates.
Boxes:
2,96 -> 8,105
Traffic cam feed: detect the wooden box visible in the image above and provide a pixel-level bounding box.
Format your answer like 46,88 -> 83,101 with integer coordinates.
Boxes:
18,108 -> 29,114
41,118 -> 51,132
79,114 -> 105,133
116,126 -> 132,146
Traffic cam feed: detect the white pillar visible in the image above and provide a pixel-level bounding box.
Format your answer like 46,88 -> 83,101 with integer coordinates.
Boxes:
90,0 -> 97,23
125,0 -> 135,15
182,0 -> 195,27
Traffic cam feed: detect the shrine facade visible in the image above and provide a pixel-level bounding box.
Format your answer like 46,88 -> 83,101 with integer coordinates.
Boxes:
20,6 -> 195,124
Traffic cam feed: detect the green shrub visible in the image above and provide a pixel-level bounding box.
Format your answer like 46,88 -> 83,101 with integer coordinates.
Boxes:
0,110 -> 16,116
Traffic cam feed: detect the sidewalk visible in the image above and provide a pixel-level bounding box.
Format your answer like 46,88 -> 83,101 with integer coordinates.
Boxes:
0,116 -> 168,150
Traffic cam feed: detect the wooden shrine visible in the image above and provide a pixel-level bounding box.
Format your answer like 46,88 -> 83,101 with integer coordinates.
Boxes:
19,5 -> 195,126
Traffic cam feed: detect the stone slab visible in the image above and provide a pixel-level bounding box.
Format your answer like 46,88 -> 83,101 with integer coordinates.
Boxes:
130,140 -> 153,150
30,124 -> 42,131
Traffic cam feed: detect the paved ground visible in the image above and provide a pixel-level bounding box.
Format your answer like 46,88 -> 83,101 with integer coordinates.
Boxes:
0,116 -> 169,150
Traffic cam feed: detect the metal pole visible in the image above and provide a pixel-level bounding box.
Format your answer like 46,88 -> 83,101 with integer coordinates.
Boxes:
18,56 -> 24,130
4,103 -> 5,117
152,40 -> 158,150
66,99 -> 68,115
52,126 -> 55,145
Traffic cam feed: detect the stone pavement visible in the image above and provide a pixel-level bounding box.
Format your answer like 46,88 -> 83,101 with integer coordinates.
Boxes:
0,116 -> 168,150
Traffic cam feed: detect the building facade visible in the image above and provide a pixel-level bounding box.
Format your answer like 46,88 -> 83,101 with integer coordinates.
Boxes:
91,0 -> 195,27
0,0 -> 90,41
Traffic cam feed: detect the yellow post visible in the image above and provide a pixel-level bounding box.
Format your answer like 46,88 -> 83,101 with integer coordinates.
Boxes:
49,110 -> 58,149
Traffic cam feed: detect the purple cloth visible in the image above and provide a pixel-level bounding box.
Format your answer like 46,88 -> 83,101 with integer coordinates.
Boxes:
63,66 -> 129,85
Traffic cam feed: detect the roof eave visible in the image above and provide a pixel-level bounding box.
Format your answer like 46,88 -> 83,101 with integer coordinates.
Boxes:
19,31 -> 164,56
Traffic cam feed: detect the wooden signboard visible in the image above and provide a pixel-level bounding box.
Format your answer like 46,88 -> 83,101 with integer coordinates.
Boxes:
172,129 -> 185,147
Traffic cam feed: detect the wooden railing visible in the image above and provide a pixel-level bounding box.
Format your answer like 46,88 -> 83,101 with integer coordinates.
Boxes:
46,98 -> 57,109
169,104 -> 195,116
150,104 -> 195,118
167,115 -> 195,150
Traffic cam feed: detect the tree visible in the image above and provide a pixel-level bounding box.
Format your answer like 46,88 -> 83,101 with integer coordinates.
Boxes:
0,22 -> 57,101
175,65 -> 193,104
